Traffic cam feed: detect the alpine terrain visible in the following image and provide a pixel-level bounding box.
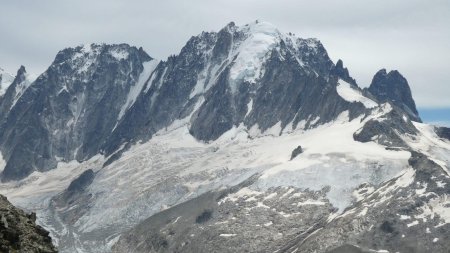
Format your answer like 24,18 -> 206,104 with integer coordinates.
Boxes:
0,21 -> 449,253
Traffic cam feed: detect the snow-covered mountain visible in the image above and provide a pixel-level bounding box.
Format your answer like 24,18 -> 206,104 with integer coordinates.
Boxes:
0,21 -> 449,253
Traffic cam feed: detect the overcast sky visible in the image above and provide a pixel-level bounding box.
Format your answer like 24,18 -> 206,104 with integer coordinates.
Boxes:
1,0 -> 449,109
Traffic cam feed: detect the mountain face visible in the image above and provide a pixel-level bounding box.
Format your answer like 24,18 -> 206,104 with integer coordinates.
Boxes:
368,69 -> 420,121
0,194 -> 57,252
0,21 -> 449,253
0,44 -> 153,181
104,21 -> 364,155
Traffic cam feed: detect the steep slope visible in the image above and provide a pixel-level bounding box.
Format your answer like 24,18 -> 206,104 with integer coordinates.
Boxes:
368,69 -> 420,121
0,44 -> 154,181
0,194 -> 57,252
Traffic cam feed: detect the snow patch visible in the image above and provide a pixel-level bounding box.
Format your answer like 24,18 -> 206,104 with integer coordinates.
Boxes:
245,99 -> 253,117
336,80 -> 377,109
296,200 -> 326,206
219,233 -> 237,237
0,152 -> 6,174
116,59 -> 159,122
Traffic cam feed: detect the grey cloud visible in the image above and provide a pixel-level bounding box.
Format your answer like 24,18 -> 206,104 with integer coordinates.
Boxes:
0,0 -> 449,107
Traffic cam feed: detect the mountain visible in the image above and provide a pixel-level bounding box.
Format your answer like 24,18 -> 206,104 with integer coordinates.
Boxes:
0,21 -> 449,253
0,194 -> 57,252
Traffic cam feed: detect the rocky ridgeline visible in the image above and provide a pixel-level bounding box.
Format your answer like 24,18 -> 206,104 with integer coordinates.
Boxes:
0,194 -> 57,252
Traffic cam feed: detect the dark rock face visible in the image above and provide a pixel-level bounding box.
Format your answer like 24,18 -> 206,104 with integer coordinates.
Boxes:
290,145 -> 303,160
0,194 -> 57,252
50,169 -> 96,226
331,59 -> 358,86
0,44 -> 152,181
435,126 -> 450,141
367,69 -> 420,121
67,169 -> 95,193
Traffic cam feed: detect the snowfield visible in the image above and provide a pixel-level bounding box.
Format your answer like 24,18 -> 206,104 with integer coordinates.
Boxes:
337,79 -> 378,109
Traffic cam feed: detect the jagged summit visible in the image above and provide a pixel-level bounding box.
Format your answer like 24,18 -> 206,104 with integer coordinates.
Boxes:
368,68 -> 420,121
53,43 -> 152,73
0,65 -> 33,120
331,59 -> 358,86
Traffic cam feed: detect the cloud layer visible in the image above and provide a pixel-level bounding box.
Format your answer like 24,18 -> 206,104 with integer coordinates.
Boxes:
1,0 -> 449,107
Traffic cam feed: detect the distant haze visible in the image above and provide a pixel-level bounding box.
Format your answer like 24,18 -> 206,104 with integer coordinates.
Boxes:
1,0 -> 449,108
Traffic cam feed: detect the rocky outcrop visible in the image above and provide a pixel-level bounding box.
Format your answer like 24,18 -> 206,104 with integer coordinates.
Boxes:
290,145 -> 303,160
367,69 -> 420,121
435,126 -> 450,141
0,194 -> 57,252
353,105 -> 418,148
331,59 -> 357,86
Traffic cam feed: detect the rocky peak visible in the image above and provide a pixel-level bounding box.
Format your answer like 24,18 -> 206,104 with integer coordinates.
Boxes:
331,59 -> 358,86
0,65 -> 32,119
12,65 -> 27,86
52,43 -> 151,77
368,69 -> 420,121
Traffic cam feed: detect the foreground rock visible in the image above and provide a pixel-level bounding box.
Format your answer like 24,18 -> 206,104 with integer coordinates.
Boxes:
0,194 -> 57,252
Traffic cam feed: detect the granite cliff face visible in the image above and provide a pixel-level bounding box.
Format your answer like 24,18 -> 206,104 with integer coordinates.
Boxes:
367,69 -> 420,121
